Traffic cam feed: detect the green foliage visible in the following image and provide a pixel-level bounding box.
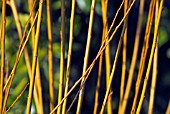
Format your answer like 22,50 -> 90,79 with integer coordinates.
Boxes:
52,1 -> 61,10
0,0 -> 169,114
19,14 -> 29,28
159,27 -> 168,47
77,0 -> 91,14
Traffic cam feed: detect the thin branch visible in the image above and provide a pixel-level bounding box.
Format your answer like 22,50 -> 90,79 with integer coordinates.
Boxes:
50,0 -> 136,113
47,0 -> 55,113
5,83 -> 29,113
26,0 -> 44,113
62,0 -> 76,113
148,1 -> 159,114
57,0 -> 65,113
131,0 -> 156,113
0,0 -> 6,113
136,0 -> 164,113
76,0 -> 96,113
120,0 -> 145,113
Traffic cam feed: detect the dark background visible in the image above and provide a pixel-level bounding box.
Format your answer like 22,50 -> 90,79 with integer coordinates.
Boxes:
2,0 -> 170,113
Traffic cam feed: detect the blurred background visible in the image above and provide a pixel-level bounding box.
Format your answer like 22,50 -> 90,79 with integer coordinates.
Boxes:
0,0 -> 170,113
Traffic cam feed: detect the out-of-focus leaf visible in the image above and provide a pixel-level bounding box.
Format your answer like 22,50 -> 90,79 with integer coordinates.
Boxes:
8,104 -> 25,114
5,36 -> 18,65
162,7 -> 168,17
166,48 -> 170,59
52,1 -> 61,10
95,2 -> 101,15
159,27 -> 168,47
74,15 -> 81,36
77,0 -> 101,15
77,0 -> 91,14
12,76 -> 28,97
39,47 -> 47,60
54,67 -> 60,89
12,56 -> 28,88
143,12 -> 148,27
6,16 -> 15,29
53,43 -> 60,58
19,14 -> 29,28
43,60 -> 59,90
0,1 -> 2,8
162,71 -> 170,86
73,43 -> 82,51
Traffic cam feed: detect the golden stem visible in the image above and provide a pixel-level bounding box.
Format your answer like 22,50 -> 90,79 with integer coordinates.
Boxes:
148,1 -> 159,114
131,0 -> 156,113
76,0 -> 96,113
26,0 -> 44,113
119,0 -> 145,113
62,0 -> 75,113
50,0 -> 136,113
136,0 -> 164,113
57,0 -> 65,113
47,0 -> 55,113
0,0 -> 6,113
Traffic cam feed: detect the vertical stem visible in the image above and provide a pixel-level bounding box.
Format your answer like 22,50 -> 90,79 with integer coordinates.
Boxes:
120,0 -> 145,113
101,0 -> 113,113
136,0 -> 163,113
148,1 -> 159,114
30,1 -> 43,114
62,0 -> 75,114
28,0 -> 44,113
0,0 -> 6,113
99,12 -> 128,113
47,0 -> 55,113
29,5 -> 44,112
26,0 -> 44,113
94,2 -> 126,112
148,37 -> 158,114
28,0 -> 36,50
2,11 -> 38,114
10,0 -> 43,113
100,36 -> 123,114
35,62 -> 44,114
2,7 -> 38,114
57,0 -> 65,113
76,0 -> 96,113
100,0 -> 136,112
28,0 -> 43,113
131,0 -> 156,113
50,1 -> 136,113
120,0 -> 128,108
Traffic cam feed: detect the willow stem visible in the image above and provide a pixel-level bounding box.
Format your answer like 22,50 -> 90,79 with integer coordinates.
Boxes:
119,0 -> 145,113
0,0 -> 6,113
57,0 -> 65,113
131,0 -> 156,113
76,0 -> 96,113
148,1 -> 159,114
26,0 -> 44,113
46,0 -> 55,113
50,1 -> 136,113
136,0 -> 164,113
62,0 -> 75,113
